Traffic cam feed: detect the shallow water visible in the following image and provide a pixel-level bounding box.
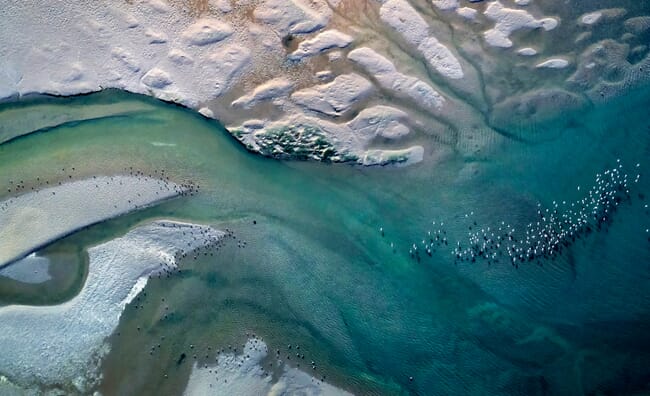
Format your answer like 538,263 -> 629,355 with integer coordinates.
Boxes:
0,88 -> 649,395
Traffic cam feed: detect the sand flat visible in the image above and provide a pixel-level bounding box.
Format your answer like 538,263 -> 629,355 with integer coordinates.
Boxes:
0,176 -> 184,267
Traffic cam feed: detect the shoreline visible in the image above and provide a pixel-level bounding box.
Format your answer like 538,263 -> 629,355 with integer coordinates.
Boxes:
3,0 -> 648,166
0,89 -> 424,168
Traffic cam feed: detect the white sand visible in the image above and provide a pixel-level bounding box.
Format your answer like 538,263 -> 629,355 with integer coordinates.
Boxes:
348,106 -> 410,140
577,7 -> 632,38
141,68 -> 173,89
578,8 -> 628,28
536,58 -> 569,69
0,176 -> 183,267
291,73 -> 373,116
456,7 -> 478,20
0,253 -> 51,284
432,0 -> 459,11
184,338 -> 353,396
230,104 -> 424,166
0,0 -> 562,169
316,70 -> 334,81
1,0 -> 640,167
232,78 -> 295,109
417,37 -> 464,80
379,0 -> 463,79
198,107 -> 214,118
347,47 -> 445,111
253,0 -> 333,35
380,0 -> 429,45
145,28 -> 168,44
167,48 -> 194,65
361,146 -> 424,167
289,30 -> 353,61
580,12 -> 603,25
181,18 -> 233,46
483,1 -> 558,48
0,0 -> 254,109
0,220 -> 225,391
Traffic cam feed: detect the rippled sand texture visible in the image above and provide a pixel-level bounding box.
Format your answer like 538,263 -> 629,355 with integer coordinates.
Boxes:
1,0 -> 648,165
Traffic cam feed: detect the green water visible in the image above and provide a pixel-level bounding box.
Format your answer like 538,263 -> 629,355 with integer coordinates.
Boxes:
0,89 -> 649,395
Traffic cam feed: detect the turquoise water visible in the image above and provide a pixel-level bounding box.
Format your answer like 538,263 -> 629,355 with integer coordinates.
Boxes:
0,88 -> 649,395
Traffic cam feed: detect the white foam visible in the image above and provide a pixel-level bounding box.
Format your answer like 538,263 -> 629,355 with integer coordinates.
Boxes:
291,73 -> 373,116
0,176 -> 183,267
120,276 -> 150,309
0,220 -> 224,391
288,30 -> 353,61
483,1 -> 558,48
348,47 -> 445,111
536,58 -> 569,69
184,338 -> 352,396
232,78 -> 295,109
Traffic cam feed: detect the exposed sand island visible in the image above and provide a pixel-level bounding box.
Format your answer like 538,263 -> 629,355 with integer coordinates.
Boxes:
0,175 -> 187,267
184,338 -> 353,396
0,220 -> 225,393
2,0 -> 648,165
